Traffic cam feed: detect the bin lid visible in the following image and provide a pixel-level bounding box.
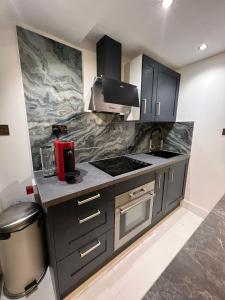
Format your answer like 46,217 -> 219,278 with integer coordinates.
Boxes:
0,202 -> 41,234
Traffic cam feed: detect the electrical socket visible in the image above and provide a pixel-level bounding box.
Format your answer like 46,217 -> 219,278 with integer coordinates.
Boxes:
52,125 -> 68,137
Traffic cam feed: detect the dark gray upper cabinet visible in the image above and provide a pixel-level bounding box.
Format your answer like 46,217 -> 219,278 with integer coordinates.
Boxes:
155,64 -> 180,122
129,54 -> 180,122
140,55 -> 158,121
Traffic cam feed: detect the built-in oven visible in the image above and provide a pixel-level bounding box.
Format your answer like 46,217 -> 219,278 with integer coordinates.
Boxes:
114,181 -> 155,250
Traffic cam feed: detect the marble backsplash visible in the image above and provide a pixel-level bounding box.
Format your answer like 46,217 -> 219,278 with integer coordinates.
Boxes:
16,27 -> 194,171
17,26 -> 84,123
29,111 -> 194,170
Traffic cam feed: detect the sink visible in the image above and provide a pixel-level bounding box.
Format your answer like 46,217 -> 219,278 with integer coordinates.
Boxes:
146,150 -> 181,159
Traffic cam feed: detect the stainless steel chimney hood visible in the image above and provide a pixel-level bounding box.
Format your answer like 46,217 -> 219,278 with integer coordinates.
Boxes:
89,35 -> 140,115
89,77 -> 139,114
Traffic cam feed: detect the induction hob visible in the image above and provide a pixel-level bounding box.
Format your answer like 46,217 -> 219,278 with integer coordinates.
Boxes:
89,156 -> 151,177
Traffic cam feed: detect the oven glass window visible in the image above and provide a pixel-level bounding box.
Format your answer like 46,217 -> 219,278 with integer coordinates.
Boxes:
120,200 -> 150,238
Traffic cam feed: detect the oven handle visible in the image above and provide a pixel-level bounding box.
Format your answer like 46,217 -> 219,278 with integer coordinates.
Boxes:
120,193 -> 153,215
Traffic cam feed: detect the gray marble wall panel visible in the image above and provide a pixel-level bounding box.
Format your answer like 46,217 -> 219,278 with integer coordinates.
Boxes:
29,113 -> 193,170
17,27 -> 194,171
17,27 -> 83,123
129,122 -> 194,155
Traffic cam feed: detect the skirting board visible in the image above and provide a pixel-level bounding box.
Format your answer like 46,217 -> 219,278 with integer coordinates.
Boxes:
181,199 -> 209,219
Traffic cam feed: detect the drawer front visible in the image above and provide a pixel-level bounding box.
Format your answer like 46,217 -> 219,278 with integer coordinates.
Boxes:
115,172 -> 155,196
54,198 -> 114,260
49,186 -> 114,225
57,230 -> 114,298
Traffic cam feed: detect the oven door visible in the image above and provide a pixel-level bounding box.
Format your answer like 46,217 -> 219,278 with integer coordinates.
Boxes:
114,193 -> 154,250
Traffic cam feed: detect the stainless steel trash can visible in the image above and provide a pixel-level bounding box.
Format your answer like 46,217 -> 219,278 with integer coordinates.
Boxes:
0,202 -> 47,298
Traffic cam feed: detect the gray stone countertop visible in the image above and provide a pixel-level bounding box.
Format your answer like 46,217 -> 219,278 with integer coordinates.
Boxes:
34,153 -> 190,208
143,196 -> 225,300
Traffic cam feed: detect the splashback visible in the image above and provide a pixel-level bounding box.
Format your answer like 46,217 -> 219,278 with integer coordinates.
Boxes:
17,27 -> 194,171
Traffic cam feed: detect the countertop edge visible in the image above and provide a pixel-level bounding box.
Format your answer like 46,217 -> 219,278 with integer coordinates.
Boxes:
35,154 -> 190,208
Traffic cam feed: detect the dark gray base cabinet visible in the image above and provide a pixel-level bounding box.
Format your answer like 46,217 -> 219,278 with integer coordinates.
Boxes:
45,160 -> 188,300
152,169 -> 166,223
45,186 -> 115,300
152,159 -> 188,224
165,160 -> 188,214
58,230 -> 114,298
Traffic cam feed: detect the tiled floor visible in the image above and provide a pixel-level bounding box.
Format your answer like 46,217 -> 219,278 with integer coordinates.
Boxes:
1,207 -> 203,300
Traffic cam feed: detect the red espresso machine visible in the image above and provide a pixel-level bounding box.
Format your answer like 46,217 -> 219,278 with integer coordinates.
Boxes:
54,140 -> 76,183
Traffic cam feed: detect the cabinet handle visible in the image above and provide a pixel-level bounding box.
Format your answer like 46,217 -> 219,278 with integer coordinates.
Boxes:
80,240 -> 101,258
170,169 -> 174,182
142,99 -> 147,114
156,102 -> 161,116
78,210 -> 101,224
77,193 -> 100,205
120,193 -> 152,214
129,188 -> 146,198
158,174 -> 161,189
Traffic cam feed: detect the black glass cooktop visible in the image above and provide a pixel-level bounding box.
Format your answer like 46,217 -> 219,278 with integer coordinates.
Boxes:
89,156 -> 151,177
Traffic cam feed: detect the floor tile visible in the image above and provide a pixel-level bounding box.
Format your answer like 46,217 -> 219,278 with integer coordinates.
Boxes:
0,207 -> 203,300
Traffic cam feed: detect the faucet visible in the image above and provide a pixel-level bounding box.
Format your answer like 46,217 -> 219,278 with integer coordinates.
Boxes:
149,127 -> 163,152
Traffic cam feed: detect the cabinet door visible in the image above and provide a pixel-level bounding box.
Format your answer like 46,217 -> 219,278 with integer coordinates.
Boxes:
152,170 -> 166,223
165,160 -> 187,214
140,55 -> 158,121
155,64 -> 180,122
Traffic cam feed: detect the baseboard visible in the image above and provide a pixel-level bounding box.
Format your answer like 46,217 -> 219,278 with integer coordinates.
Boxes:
181,199 -> 209,218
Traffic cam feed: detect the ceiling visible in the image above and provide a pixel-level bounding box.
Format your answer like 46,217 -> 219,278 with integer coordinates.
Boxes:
1,0 -> 225,68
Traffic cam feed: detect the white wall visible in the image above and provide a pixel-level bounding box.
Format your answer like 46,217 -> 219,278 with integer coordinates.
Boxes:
177,52 -> 225,214
0,19 -> 34,210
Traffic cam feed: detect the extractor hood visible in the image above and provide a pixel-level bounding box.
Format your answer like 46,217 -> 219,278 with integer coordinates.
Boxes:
89,35 -> 140,114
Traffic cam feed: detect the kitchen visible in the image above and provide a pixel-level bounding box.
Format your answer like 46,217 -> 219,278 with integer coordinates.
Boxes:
0,0 -> 225,299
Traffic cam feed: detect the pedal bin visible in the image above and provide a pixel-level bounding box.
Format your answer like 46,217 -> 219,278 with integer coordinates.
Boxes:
0,202 -> 47,298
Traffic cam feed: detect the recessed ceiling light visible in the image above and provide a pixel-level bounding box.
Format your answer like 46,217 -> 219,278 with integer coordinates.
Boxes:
199,44 -> 208,51
162,0 -> 174,8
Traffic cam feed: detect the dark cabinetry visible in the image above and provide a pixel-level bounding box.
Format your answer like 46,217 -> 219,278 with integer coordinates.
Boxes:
46,186 -> 115,300
45,160 -> 188,299
164,160 -> 188,214
152,169 -> 166,223
140,56 -> 158,121
152,159 -> 188,223
58,230 -> 114,299
140,55 -> 180,122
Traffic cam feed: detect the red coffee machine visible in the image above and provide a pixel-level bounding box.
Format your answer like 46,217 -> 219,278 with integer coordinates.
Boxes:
54,140 -> 76,183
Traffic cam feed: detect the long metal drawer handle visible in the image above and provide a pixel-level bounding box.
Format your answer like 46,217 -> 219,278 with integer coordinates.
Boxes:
156,102 -> 161,116
78,210 -> 101,224
120,194 -> 152,215
80,240 -> 101,258
77,193 -> 100,205
170,169 -> 174,182
158,174 -> 161,189
129,188 -> 146,198
143,99 -> 147,114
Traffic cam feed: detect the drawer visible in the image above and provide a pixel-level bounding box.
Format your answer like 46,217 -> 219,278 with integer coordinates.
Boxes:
54,198 -> 114,260
49,186 -> 114,225
57,229 -> 114,298
115,172 -> 155,196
